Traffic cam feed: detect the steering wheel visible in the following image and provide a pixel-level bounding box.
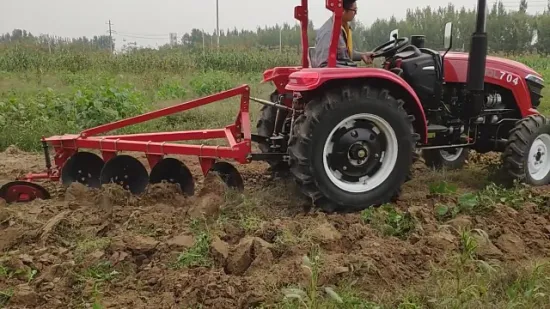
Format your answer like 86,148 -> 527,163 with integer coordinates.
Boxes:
371,37 -> 409,59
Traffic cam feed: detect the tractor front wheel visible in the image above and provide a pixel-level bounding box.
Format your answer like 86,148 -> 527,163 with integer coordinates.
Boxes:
288,84 -> 417,212
422,147 -> 469,170
502,115 -> 550,186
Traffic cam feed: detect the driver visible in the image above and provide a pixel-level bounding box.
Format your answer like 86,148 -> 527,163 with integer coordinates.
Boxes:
312,0 -> 374,68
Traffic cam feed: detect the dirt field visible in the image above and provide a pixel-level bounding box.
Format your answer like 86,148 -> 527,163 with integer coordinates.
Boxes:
1,145 -> 550,308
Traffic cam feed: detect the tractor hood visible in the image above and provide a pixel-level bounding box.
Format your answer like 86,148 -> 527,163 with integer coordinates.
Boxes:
443,51 -> 542,79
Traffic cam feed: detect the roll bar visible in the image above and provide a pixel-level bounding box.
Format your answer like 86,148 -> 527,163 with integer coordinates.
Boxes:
294,0 -> 488,94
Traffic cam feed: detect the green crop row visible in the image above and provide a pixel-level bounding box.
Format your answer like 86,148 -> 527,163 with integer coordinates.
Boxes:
0,45 -> 300,74
1,45 -> 549,152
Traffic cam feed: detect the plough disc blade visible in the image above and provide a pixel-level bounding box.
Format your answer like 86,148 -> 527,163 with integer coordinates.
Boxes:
100,155 -> 149,194
149,158 -> 195,196
0,181 -> 51,204
208,162 -> 244,191
61,151 -> 105,188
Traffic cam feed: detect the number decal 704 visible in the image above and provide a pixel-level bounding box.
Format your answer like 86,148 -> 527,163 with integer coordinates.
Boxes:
485,68 -> 520,85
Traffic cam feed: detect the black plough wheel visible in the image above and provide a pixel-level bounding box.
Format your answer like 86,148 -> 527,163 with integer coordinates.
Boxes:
502,114 -> 550,186
61,151 -> 105,188
149,157 -> 195,196
100,155 -> 149,194
207,161 -> 244,191
0,181 -> 51,203
287,83 -> 418,213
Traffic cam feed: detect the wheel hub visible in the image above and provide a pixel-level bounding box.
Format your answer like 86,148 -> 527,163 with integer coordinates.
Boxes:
323,114 -> 398,193
528,134 -> 550,181
327,124 -> 385,180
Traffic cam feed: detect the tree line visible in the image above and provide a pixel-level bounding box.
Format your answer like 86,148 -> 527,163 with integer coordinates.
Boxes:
184,0 -> 550,55
2,0 -> 550,55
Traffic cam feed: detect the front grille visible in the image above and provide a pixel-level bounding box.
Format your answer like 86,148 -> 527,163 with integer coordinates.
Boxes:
526,79 -> 544,108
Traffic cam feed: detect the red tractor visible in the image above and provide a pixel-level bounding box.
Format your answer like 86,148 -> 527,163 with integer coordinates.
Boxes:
257,0 -> 547,212
1,0 -> 547,214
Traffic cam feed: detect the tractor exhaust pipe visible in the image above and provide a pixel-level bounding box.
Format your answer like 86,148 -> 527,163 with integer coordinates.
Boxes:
466,0 -> 488,116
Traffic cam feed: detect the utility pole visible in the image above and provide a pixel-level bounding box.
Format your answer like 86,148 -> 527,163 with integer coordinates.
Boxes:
107,20 -> 114,53
216,0 -> 220,50
279,27 -> 282,53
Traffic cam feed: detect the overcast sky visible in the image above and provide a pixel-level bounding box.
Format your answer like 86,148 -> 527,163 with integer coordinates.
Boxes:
1,0 -> 547,50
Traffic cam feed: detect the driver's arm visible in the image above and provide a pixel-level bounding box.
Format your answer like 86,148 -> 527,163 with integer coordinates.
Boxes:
351,50 -> 363,62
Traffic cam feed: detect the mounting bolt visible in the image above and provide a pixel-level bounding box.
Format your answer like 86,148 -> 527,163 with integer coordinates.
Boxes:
351,130 -> 358,138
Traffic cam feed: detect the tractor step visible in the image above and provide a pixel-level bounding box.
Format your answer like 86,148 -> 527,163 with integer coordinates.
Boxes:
427,124 -> 449,133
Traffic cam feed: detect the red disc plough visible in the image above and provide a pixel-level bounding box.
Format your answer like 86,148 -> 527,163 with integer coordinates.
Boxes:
0,84 -> 273,203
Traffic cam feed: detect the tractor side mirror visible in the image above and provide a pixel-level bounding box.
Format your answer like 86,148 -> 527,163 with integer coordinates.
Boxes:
444,22 -> 453,50
389,29 -> 398,42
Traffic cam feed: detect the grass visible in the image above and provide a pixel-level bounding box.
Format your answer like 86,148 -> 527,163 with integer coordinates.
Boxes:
0,68 -> 273,151
2,47 -> 550,308
274,234 -> 550,309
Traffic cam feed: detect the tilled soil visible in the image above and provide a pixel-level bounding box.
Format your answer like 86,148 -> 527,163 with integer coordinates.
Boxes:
1,146 -> 550,308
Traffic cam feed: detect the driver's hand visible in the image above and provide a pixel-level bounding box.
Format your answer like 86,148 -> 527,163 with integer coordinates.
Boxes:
361,52 -> 374,64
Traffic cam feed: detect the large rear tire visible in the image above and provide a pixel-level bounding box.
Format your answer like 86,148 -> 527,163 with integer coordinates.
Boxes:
502,115 -> 550,186
287,83 -> 418,212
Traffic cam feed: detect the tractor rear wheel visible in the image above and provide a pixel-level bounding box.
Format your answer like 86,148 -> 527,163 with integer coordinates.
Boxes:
502,115 -> 550,185
256,90 -> 289,171
288,83 -> 417,212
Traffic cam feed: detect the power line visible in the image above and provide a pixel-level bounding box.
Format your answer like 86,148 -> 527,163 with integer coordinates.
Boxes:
118,34 -> 170,40
114,31 -> 169,38
113,31 -> 169,40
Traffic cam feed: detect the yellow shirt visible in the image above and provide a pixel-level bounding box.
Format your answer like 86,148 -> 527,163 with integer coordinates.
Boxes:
341,22 -> 353,57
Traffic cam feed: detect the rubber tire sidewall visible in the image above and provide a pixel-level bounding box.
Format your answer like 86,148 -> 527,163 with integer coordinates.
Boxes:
308,99 -> 414,208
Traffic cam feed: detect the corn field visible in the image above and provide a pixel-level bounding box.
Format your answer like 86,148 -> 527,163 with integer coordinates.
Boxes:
1,44 -> 549,152
0,44 -> 301,74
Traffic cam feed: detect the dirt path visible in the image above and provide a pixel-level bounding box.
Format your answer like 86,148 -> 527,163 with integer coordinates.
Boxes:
1,146 -> 550,308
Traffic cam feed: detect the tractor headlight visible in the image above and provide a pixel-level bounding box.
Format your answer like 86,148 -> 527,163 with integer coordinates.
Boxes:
526,74 -> 545,86
526,74 -> 544,108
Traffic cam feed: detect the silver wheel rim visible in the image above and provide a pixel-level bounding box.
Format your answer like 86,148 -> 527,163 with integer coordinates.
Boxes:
440,148 -> 464,162
528,133 -> 550,181
322,113 -> 398,193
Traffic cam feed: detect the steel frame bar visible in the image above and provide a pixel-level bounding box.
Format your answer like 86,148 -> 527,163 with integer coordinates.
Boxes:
20,84 -> 253,183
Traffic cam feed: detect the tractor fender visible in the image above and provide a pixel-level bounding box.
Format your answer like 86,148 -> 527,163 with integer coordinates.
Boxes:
262,67 -> 301,92
285,67 -> 428,143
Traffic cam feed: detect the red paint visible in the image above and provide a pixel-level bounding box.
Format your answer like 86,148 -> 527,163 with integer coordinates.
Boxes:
17,85 -> 254,188
199,157 -> 215,176
443,52 -> 542,117
262,67 -> 300,107
295,0 -> 309,68
0,181 -> 50,203
146,154 -> 163,169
